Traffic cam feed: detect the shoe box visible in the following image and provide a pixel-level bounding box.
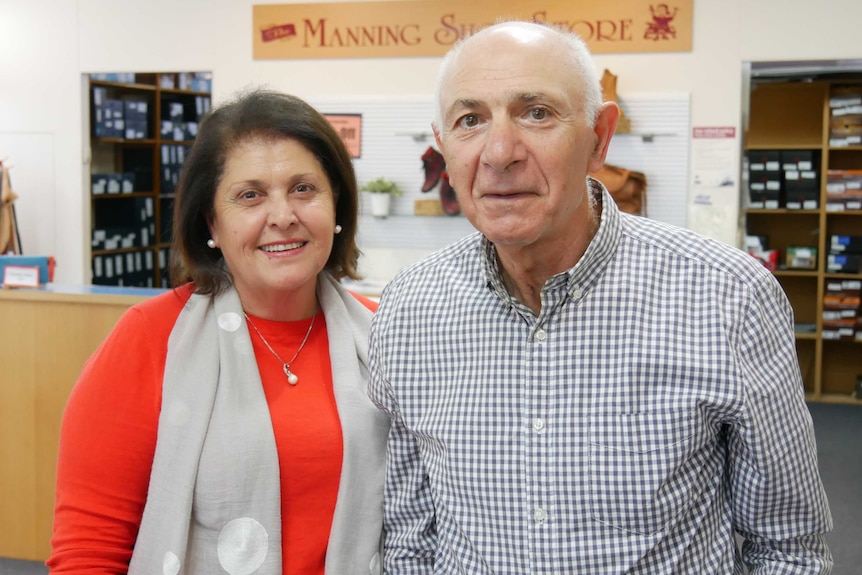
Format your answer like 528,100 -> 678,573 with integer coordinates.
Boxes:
747,149 -> 819,209
823,279 -> 862,340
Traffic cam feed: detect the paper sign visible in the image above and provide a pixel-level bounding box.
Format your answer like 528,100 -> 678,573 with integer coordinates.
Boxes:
3,265 -> 40,288
688,126 -> 739,245
324,114 -> 362,158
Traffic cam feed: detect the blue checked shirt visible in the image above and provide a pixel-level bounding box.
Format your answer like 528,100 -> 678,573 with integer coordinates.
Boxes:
368,182 -> 832,574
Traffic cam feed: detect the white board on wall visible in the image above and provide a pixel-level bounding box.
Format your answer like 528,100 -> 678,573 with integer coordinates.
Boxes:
605,93 -> 691,228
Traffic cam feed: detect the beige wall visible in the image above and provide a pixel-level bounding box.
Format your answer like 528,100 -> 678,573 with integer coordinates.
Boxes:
2,0 -> 861,284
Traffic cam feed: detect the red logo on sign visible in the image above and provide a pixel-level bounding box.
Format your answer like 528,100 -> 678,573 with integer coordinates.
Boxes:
261,24 -> 297,42
644,4 -> 677,41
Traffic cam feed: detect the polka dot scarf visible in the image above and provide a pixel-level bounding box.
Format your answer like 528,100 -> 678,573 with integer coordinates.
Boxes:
128,273 -> 387,575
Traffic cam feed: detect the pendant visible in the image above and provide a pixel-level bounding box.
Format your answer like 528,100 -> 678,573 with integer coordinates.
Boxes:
283,364 -> 299,385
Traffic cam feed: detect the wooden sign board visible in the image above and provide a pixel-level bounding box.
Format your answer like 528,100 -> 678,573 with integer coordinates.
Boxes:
253,0 -> 692,59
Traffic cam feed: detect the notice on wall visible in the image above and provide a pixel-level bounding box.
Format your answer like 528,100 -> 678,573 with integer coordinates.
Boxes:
253,0 -> 692,59
324,114 -> 362,158
688,127 -> 740,246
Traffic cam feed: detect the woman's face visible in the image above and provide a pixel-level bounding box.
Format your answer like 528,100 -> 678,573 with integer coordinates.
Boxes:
208,136 -> 337,316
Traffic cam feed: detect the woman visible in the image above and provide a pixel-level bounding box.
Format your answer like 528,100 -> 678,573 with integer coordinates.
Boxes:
48,89 -> 388,574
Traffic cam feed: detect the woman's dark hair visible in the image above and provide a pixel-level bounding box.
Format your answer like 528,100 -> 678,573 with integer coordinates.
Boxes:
169,88 -> 361,294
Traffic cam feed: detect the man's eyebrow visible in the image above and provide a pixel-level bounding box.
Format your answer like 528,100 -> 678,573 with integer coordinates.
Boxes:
449,93 -> 542,112
451,98 -> 481,111
514,92 -> 556,103
517,92 -> 541,101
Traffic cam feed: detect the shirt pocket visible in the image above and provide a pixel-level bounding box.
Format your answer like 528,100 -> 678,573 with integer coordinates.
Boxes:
588,409 -> 698,536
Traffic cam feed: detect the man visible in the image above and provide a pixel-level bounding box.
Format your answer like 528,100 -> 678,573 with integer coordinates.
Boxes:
368,21 -> 832,574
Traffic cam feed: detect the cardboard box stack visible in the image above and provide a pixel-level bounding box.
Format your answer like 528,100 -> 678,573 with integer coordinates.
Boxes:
91,196 -> 157,287
826,169 -> 862,212
829,85 -> 862,148
827,234 -> 862,277
747,150 -> 782,209
91,197 -> 155,251
91,172 -> 136,195
159,96 -> 210,143
747,149 -> 820,209
160,144 -> 191,195
745,234 -> 779,271
823,279 -> 862,340
92,86 -> 150,140
92,249 -> 155,288
781,150 -> 819,210
785,246 -> 817,270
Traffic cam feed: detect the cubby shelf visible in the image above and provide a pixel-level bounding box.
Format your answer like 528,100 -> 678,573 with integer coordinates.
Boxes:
86,72 -> 211,288
744,78 -> 862,403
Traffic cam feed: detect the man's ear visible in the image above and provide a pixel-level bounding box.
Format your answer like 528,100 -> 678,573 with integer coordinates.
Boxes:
587,102 -> 620,173
432,123 -> 444,154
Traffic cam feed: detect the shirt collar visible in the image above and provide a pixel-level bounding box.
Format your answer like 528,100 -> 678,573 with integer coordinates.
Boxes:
482,177 -> 623,304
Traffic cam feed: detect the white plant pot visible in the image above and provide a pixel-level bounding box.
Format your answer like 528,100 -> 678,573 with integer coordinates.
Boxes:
369,193 -> 392,218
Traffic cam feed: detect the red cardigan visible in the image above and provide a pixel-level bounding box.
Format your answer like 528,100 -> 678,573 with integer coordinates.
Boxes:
48,283 -> 377,574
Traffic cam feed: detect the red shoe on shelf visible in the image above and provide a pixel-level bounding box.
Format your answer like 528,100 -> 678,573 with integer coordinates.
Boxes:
439,172 -> 460,216
421,146 -> 445,193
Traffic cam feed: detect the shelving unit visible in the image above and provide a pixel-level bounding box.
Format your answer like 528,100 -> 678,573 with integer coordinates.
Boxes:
744,75 -> 862,403
86,71 -> 211,287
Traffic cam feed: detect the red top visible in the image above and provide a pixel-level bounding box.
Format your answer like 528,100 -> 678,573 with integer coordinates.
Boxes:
47,283 -> 377,574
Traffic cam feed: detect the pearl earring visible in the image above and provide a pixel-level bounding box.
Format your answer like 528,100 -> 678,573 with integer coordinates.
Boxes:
207,239 -> 216,248
334,225 -> 343,234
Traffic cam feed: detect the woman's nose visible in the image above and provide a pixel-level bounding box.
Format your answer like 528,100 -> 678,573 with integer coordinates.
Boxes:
269,196 -> 297,228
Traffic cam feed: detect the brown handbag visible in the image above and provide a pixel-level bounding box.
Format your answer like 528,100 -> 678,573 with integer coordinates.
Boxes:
589,163 -> 647,216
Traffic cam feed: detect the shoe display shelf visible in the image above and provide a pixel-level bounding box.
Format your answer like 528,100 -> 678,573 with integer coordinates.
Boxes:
86,71 -> 211,288
743,72 -> 862,403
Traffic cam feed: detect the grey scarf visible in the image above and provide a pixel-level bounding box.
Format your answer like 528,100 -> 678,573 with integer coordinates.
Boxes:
129,272 -> 387,575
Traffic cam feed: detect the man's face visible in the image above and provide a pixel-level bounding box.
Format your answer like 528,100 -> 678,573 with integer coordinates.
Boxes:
434,26 -> 610,252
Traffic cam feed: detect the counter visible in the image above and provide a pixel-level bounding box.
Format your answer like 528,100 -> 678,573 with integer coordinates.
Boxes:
0,284 -> 163,561
0,280 -> 384,561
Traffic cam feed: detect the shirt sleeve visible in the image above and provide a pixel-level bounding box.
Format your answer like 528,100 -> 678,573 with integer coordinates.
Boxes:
728,273 -> 833,574
368,304 -> 437,574
47,304 -> 166,574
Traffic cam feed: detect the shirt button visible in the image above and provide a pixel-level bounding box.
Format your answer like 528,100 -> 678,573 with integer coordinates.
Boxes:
532,418 -> 545,431
572,287 -> 583,300
533,507 -> 548,523
535,329 -> 547,342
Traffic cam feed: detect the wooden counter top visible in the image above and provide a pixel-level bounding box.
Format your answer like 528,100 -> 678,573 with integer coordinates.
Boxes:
0,283 -> 165,305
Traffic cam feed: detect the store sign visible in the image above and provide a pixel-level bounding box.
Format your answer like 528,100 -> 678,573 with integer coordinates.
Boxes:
253,0 -> 692,59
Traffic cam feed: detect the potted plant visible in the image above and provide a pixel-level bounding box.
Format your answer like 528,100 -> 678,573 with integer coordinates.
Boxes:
361,177 -> 402,218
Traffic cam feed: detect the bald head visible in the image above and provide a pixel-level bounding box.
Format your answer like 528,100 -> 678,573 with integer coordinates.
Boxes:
433,21 -> 603,135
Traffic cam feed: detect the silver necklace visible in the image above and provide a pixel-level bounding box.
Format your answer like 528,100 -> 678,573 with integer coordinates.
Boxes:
244,312 -> 317,385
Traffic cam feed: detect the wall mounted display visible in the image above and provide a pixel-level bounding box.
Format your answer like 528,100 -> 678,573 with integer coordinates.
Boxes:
309,93 -> 690,250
